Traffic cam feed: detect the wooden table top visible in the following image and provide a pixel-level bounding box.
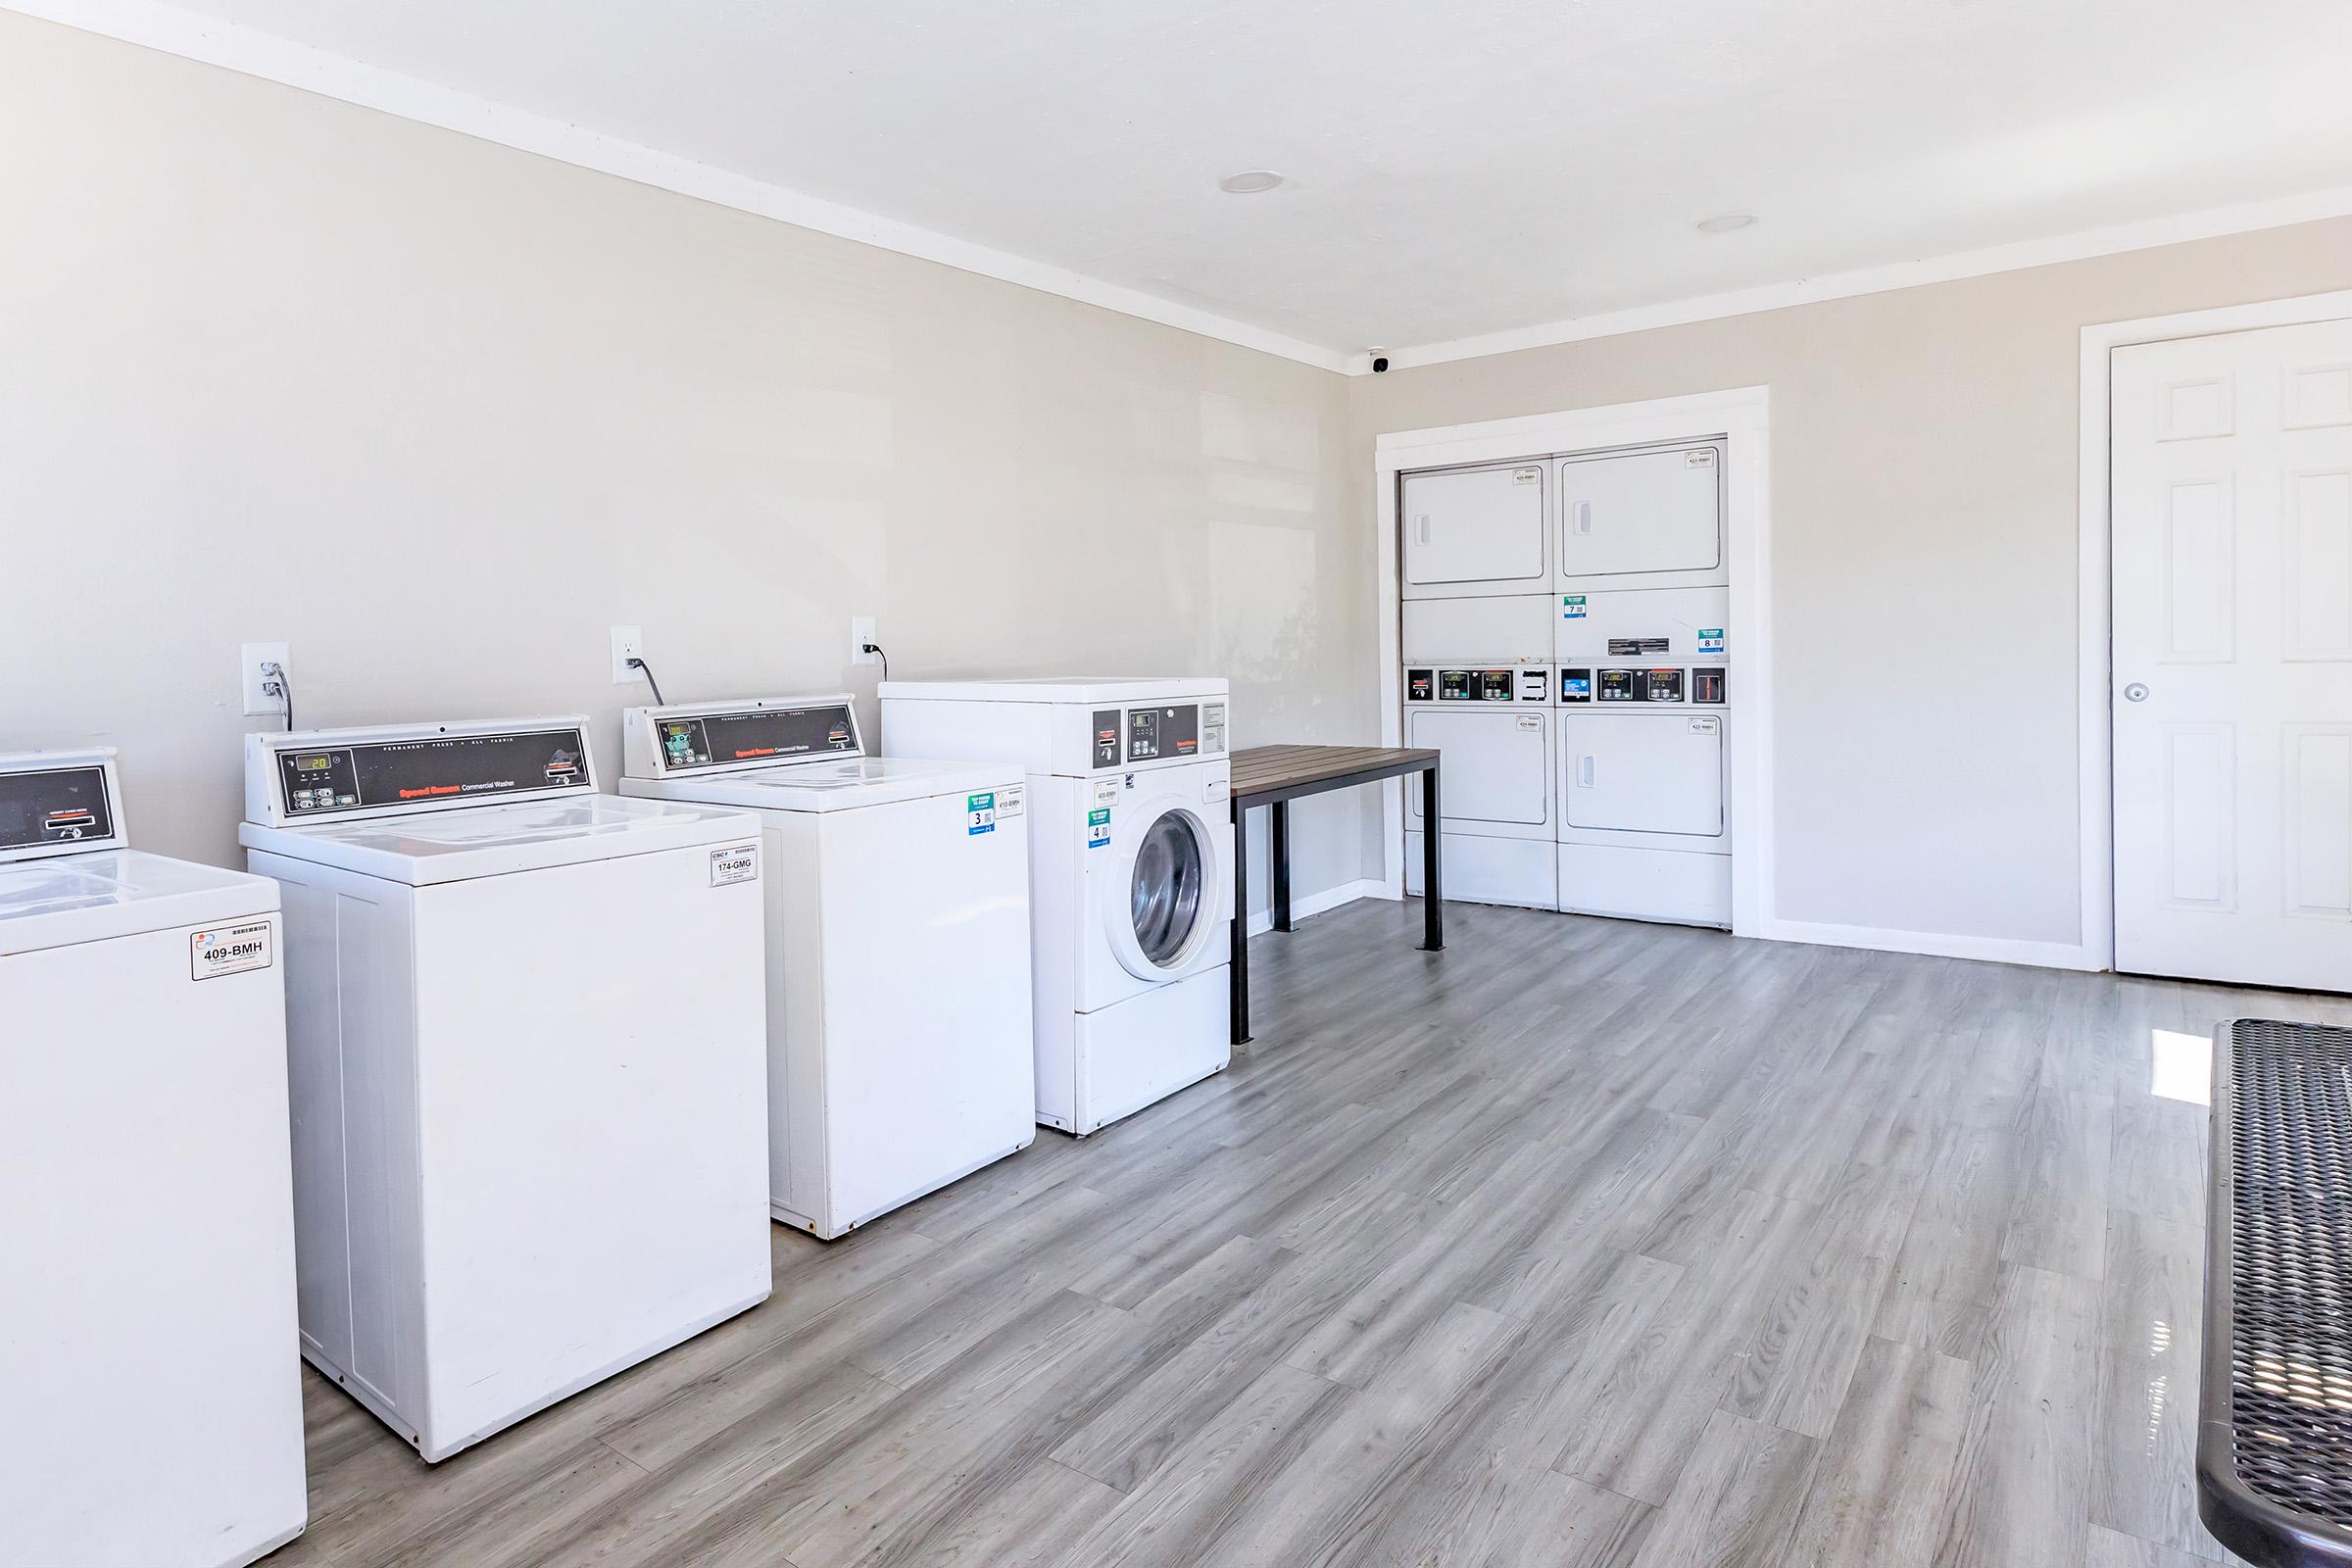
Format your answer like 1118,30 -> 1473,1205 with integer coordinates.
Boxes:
1229,744 -> 1440,802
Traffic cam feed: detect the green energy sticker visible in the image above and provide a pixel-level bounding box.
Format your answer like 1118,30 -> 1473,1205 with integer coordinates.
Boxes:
966,792 -> 996,835
1087,808 -> 1111,850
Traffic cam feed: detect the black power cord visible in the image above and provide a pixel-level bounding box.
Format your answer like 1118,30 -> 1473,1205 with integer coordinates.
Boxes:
626,656 -> 667,706
862,642 -> 889,681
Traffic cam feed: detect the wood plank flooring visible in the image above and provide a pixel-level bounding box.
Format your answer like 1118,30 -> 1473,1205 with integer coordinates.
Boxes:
268,899 -> 2352,1567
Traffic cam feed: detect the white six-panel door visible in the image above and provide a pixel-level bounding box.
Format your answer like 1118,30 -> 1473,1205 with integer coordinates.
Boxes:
2111,318 -> 2352,990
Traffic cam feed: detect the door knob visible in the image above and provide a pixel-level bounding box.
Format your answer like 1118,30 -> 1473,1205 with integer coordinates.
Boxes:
2124,683 -> 2149,702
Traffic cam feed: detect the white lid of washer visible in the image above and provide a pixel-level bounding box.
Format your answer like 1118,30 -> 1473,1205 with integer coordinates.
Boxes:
0,850 -> 279,956
877,675 -> 1227,705
238,794 -> 760,886
621,756 -> 1021,813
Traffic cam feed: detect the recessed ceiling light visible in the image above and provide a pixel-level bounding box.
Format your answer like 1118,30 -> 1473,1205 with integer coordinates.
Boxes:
1219,170 -> 1285,195
1696,213 -> 1758,233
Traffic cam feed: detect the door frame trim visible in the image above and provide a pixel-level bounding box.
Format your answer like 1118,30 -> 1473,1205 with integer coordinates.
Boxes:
1372,386 -> 1772,934
2078,290 -> 2352,971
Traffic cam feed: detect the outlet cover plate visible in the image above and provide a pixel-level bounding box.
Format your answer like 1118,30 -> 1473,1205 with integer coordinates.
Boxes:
241,642 -> 291,717
611,625 -> 646,685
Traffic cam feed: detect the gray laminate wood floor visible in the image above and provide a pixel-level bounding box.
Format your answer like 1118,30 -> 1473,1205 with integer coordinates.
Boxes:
269,898 -> 2349,1567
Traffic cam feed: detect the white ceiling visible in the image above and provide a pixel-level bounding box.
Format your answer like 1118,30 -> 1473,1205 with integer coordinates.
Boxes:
48,0 -> 2352,360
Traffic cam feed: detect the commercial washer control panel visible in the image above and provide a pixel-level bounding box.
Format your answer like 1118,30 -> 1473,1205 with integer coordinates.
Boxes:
649,702 -> 858,773
268,726 -> 593,818
1406,666 -> 1550,704
1559,666 -> 1728,705
0,752 -> 124,860
1098,702 -> 1227,767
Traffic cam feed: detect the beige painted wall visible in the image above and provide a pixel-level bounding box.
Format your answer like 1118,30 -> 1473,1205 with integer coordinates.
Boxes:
11,10 -> 2349,955
0,15 -> 1372,911
1351,217 -> 2352,951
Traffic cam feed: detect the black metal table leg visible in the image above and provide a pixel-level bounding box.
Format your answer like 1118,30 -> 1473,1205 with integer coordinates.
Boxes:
1420,760 -> 1444,951
1271,800 -> 1293,932
1230,801 -> 1250,1046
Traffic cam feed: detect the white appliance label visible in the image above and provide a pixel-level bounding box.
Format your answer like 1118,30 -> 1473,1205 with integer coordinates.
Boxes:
1088,808 -> 1112,849
1094,780 -> 1120,806
995,782 -> 1024,820
190,920 -> 272,981
1562,595 -> 1588,619
1516,715 -> 1542,731
1689,716 -> 1721,735
967,791 -> 997,835
1512,467 -> 1541,484
709,844 -> 760,886
1687,450 -> 1715,468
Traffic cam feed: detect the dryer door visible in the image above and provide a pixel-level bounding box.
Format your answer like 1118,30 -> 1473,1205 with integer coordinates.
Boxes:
1106,799 -> 1222,981
1561,712 -> 1724,837
1401,463 -> 1547,592
1404,707 -> 1553,837
1557,445 -> 1722,580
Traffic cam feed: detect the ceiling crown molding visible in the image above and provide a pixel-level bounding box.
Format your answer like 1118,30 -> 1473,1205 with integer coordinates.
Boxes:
1353,182 -> 2352,373
17,1 -> 2352,380
5,0 -> 1355,373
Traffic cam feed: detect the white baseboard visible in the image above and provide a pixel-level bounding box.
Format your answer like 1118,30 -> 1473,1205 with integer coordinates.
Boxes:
1755,917 -> 2099,972
1246,877 -> 1382,937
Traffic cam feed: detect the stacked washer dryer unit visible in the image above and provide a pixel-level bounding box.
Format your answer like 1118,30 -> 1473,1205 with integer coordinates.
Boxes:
879,678 -> 1231,1136
1400,439 -> 1733,926
241,716 -> 773,1462
1,748 -> 307,1568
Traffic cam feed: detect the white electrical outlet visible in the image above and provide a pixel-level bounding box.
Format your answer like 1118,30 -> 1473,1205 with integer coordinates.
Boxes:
611,625 -> 646,686
850,615 -> 877,665
240,643 -> 292,719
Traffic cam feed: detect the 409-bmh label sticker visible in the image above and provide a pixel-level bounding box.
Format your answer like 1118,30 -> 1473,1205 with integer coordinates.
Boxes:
191,920 -> 272,981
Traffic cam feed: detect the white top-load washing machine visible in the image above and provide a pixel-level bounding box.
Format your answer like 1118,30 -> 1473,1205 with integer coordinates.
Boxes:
616,693 -> 1034,1238
0,749 -> 306,1568
239,716 -> 772,1462
879,678 -> 1232,1137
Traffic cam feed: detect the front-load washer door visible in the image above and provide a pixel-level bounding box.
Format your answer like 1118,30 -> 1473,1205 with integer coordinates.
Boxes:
1104,797 -> 1224,986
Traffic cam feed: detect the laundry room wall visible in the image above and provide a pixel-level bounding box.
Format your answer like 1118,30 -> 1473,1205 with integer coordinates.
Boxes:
0,12 -> 1374,922
1349,217 -> 2352,958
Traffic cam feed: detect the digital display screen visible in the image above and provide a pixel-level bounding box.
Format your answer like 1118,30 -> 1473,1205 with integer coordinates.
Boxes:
0,766 -> 115,851
656,706 -> 858,770
1127,705 -> 1200,762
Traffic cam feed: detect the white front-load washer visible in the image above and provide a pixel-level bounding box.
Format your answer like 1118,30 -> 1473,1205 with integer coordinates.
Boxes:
239,716 -> 772,1462
616,693 -> 1035,1239
0,748 -> 307,1568
879,677 -> 1232,1136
